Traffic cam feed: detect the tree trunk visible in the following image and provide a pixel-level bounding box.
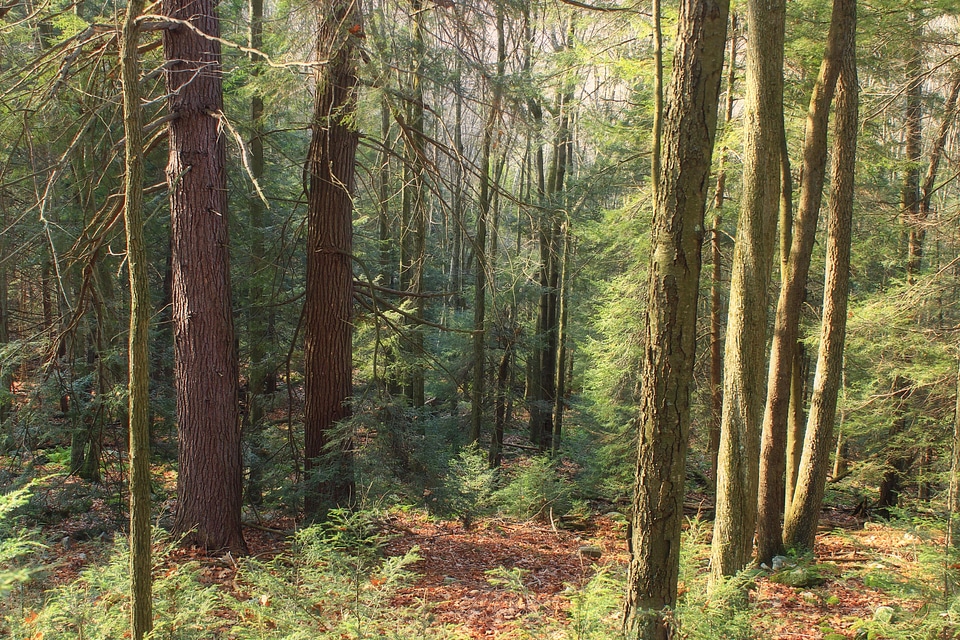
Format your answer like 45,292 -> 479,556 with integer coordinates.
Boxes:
400,0 -> 426,408
622,0 -> 729,634
165,0 -> 246,553
709,14 -> 738,485
120,0 -> 152,633
489,329 -> 515,469
303,0 -> 361,517
755,0 -> 853,564
903,33 -> 923,283
530,80 -> 571,450
911,69 -> 960,280
244,0 -> 269,506
785,340 -> 807,516
711,0 -> 786,580
783,19 -> 858,551
0,203 -> 8,433
470,4 -> 505,444
552,221 -> 572,456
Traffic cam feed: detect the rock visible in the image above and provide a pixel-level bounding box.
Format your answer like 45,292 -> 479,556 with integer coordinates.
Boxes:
443,576 -> 458,585
769,566 -> 824,587
771,555 -> 790,571
578,545 -> 603,559
873,606 -> 896,624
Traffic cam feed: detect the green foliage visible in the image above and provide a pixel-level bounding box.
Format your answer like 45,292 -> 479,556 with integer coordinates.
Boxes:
229,508 -> 462,639
485,565 -> 530,597
3,511 -> 465,639
0,486 -> 39,598
439,443 -> 495,528
494,456 -> 572,521
563,569 -> 625,640
675,519 -> 756,639
5,531 -> 220,640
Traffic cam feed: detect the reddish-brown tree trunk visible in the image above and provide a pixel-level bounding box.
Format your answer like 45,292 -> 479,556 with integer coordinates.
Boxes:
303,0 -> 361,517
165,0 -> 245,553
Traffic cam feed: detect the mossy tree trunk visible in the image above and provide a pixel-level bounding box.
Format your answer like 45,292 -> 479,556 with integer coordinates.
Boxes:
756,0 -> 853,564
783,14 -> 858,551
120,0 -> 152,633
711,0 -> 786,581
622,0 -> 730,634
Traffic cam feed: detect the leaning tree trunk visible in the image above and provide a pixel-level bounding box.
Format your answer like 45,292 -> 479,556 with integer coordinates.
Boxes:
783,15 -> 858,551
303,0 -> 362,518
120,0 -> 151,634
711,0 -> 785,581
622,0 -> 729,634
756,0 -> 853,564
165,0 -> 246,553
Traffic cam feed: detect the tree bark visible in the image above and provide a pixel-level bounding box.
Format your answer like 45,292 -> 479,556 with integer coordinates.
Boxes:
303,0 -> 362,517
622,0 -> 729,634
709,14 -> 738,485
120,0 -> 151,633
711,0 -> 786,580
470,4 -> 505,444
244,0 -> 269,506
783,16 -> 858,551
784,341 -> 807,516
400,0 -> 426,408
552,221 -> 572,456
756,0 -> 853,564
903,33 -> 923,283
165,0 -> 246,553
911,70 -> 960,280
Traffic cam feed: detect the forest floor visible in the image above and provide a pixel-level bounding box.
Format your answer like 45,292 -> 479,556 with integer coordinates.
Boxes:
378,509 -> 942,639
15,470 -> 952,639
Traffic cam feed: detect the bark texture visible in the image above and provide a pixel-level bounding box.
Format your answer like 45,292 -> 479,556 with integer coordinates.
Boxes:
756,0 -> 854,564
165,0 -> 246,553
711,0 -> 785,580
303,0 -> 362,516
120,0 -> 152,634
709,14 -> 738,484
622,0 -> 729,635
783,14 -> 858,550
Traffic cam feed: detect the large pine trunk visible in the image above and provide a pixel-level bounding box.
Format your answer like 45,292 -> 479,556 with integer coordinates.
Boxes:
165,0 -> 246,553
303,0 -> 361,517
622,0 -> 729,635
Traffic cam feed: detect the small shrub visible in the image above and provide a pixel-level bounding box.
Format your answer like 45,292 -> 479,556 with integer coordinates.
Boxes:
495,456 -> 571,521
441,444 -> 495,528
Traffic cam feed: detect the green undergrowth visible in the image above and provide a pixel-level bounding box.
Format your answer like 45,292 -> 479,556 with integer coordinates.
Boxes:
0,507 -> 465,640
9,488 -> 960,639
